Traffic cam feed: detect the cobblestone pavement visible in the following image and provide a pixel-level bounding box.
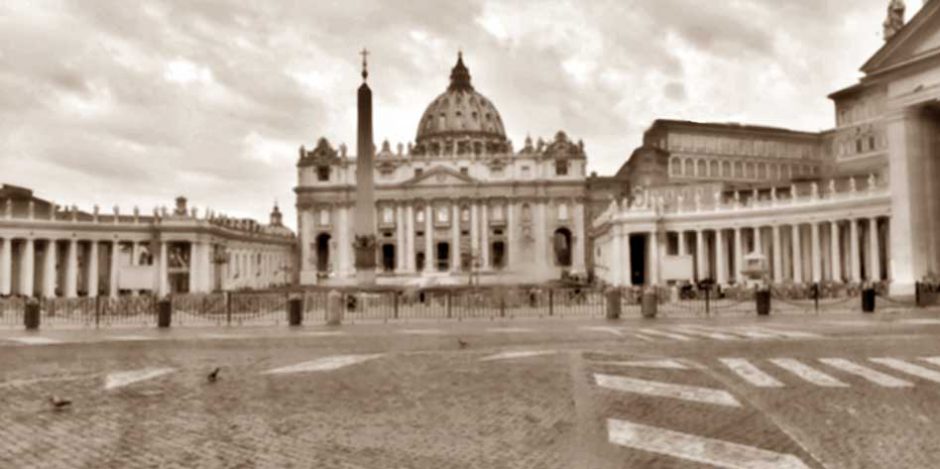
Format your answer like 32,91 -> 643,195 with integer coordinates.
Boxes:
0,309 -> 939,468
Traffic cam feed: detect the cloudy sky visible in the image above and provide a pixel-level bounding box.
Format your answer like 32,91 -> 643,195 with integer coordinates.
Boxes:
0,0 -> 920,229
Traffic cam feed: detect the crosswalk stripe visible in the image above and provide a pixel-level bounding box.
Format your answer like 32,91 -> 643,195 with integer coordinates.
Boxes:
602,359 -> 689,370
104,368 -> 175,390
7,337 -> 64,345
580,326 -> 624,336
818,358 -> 912,387
725,328 -> 779,340
637,328 -> 695,341
631,333 -> 657,342
264,354 -> 383,374
594,373 -> 741,407
108,335 -> 152,342
668,326 -> 739,341
480,350 -> 555,361
746,327 -> 821,339
720,358 -> 784,387
899,319 -> 940,325
607,419 -> 810,469
870,358 -> 940,383
770,358 -> 848,387
920,357 -> 940,367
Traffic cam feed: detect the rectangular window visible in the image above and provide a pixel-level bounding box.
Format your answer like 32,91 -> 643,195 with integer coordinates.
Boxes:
555,159 -> 568,176
316,166 -> 330,181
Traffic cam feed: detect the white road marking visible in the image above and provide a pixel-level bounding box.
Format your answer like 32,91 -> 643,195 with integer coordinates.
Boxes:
870,358 -> 940,383
297,331 -> 346,337
720,358 -> 784,387
264,354 -> 383,375
199,333 -> 252,340
399,329 -> 446,335
486,327 -> 534,334
603,359 -> 689,370
746,327 -> 822,339
920,356 -> 940,368
899,319 -> 940,325
630,333 -> 657,342
726,328 -> 779,340
108,335 -> 153,342
104,368 -> 175,390
607,419 -> 810,469
637,328 -> 695,341
480,350 -> 555,361
770,358 -> 848,387
7,337 -> 64,345
819,358 -> 912,387
594,373 -> 741,407
580,326 -> 623,336
670,326 -> 740,341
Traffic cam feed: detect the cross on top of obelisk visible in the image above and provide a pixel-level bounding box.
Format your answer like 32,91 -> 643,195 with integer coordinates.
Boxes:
360,48 -> 369,81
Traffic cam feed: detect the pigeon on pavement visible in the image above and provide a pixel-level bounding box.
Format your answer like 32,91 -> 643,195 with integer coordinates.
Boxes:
457,338 -> 469,349
49,395 -> 71,411
207,367 -> 221,383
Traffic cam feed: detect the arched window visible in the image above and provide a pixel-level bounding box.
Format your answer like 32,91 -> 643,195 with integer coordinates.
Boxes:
315,233 -> 331,272
734,161 -> 743,178
553,228 -> 573,267
697,160 -> 706,177
684,159 -> 694,176
709,160 -> 718,177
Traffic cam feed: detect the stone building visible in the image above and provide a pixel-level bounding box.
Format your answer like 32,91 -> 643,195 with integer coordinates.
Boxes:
593,0 -> 940,296
296,54 -> 590,287
0,184 -> 295,298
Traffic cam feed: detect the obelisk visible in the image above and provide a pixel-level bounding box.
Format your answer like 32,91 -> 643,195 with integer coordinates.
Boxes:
353,48 -> 377,285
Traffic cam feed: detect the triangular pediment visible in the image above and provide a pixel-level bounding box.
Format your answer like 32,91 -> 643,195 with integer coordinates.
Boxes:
862,1 -> 940,74
402,165 -> 478,187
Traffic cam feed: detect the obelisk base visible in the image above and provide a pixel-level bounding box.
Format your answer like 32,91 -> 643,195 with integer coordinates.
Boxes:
353,234 -> 377,287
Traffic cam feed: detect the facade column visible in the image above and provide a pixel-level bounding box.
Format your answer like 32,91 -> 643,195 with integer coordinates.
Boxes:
337,205 -> 350,276
42,240 -> 56,298
573,201 -> 586,273
480,202 -> 490,270
792,225 -> 803,283
109,241 -> 120,297
395,205 -> 405,273
424,204 -> 433,273
451,203 -> 460,272
772,225 -> 783,282
716,230 -> 727,285
622,229 -> 633,286
188,242 -> 200,293
850,219 -> 861,282
405,204 -> 416,272
19,239 -> 35,296
678,231 -> 688,256
535,201 -> 548,270
470,202 -> 479,271
869,217 -> 881,281
648,231 -> 660,286
157,241 -> 168,296
506,202 -> 515,268
830,221 -> 842,282
611,224 -> 622,286
811,222 -> 821,283
87,241 -> 99,297
0,237 -> 10,295
733,227 -> 743,283
753,226 -> 762,256
65,238 -> 78,298
695,230 -> 706,282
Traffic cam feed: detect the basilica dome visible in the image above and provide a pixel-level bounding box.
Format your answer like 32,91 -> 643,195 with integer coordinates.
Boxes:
415,53 -> 507,145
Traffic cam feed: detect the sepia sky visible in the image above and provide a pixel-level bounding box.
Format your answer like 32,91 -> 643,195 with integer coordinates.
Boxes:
0,0 -> 921,229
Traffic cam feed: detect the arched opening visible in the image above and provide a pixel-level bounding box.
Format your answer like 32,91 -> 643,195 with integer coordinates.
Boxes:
416,252 -> 426,272
316,233 -> 331,272
491,241 -> 506,269
553,228 -> 572,267
436,242 -> 450,271
381,244 -> 395,272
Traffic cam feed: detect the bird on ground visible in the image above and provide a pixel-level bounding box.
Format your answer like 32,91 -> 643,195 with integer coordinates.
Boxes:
457,338 -> 469,349
207,367 -> 221,383
49,395 -> 71,411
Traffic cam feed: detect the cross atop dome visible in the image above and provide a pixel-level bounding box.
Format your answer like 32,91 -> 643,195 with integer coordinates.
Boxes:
360,48 -> 369,81
448,51 -> 473,92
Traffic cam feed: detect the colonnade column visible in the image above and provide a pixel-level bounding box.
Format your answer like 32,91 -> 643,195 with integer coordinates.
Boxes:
395,205 -> 405,273
734,228 -> 743,283
611,225 -> 622,285
849,219 -> 861,282
715,230 -> 727,285
19,239 -> 34,296
405,205 -> 415,272
109,241 -> 120,297
42,240 -> 56,297
648,231 -> 660,286
535,201 -> 547,270
337,206 -> 349,277
754,226 -> 762,257
622,228 -> 632,286
451,203 -> 460,272
811,222 -> 821,283
157,241 -> 168,296
792,225 -> 803,283
424,205 -> 433,273
772,225 -> 783,282
470,203 -> 479,272
65,239 -> 78,298
506,202 -> 515,267
87,241 -> 99,297
0,238 -> 10,295
573,202 -> 586,273
830,222 -> 842,282
480,203 -> 490,270
869,218 -> 881,281
695,230 -> 706,282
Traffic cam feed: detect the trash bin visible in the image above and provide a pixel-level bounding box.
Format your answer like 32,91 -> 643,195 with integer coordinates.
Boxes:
326,290 -> 344,326
24,300 -> 40,330
641,290 -> 658,319
288,297 -> 303,326
605,288 -> 622,320
157,299 -> 172,328
861,288 -> 876,313
755,289 -> 771,316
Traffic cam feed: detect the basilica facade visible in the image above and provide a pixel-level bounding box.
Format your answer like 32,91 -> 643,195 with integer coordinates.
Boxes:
296,55 -> 590,287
